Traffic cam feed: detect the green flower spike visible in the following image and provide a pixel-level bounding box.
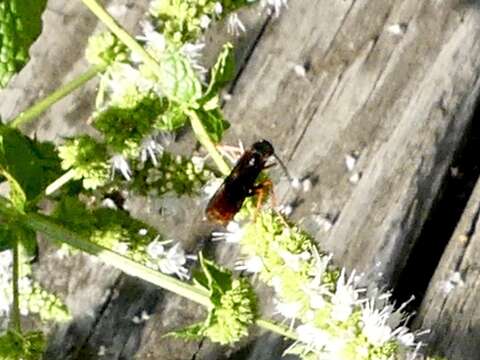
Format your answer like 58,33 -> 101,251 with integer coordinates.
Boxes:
20,281 -> 71,322
204,277 -> 257,345
57,135 -> 110,190
170,253 -> 257,345
93,94 -> 166,157
132,152 -> 214,197
85,31 -> 128,67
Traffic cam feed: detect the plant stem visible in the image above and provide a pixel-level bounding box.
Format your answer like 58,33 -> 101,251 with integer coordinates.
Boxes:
81,0 -> 231,176
11,237 -> 21,333
81,0 -> 161,77
9,65 -> 105,129
255,319 -> 297,340
187,110 -> 230,175
0,197 -> 212,309
45,169 -> 77,196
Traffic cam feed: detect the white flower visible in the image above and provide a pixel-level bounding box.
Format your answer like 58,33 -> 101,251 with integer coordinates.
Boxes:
261,0 -> 288,17
140,135 -> 164,166
278,249 -> 311,272
274,298 -> 302,320
330,269 -> 363,322
181,42 -> 207,79
235,256 -> 264,273
137,21 -> 166,58
147,240 -> 191,280
214,2 -> 223,15
360,291 -> 423,353
110,154 -> 132,181
211,221 -> 244,243
101,63 -> 154,106
227,13 -> 246,35
295,323 -> 331,350
199,15 -> 211,29
158,243 -> 189,279
146,237 -> 171,257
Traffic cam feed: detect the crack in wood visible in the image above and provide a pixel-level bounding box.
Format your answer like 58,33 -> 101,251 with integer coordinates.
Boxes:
72,274 -> 123,359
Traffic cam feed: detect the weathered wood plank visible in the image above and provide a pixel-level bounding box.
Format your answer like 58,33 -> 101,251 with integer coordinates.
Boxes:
414,174 -> 480,359
222,0 -> 480,288
4,0 -> 480,359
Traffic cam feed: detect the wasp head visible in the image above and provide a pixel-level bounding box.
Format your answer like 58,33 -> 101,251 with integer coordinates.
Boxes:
252,140 -> 274,159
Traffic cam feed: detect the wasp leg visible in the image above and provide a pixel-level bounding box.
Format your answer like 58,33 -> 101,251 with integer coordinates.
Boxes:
253,179 -> 274,221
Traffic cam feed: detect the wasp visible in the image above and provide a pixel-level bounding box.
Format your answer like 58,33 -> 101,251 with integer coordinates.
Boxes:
206,139 -> 283,225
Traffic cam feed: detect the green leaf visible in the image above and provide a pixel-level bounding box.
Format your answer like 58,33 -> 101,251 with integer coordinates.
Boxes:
194,252 -> 233,305
205,43 -> 235,96
142,47 -> 202,104
195,108 -> 230,144
0,125 -> 62,207
0,0 -> 48,88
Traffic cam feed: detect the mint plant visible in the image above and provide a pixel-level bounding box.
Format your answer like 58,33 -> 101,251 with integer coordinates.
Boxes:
0,0 -> 446,359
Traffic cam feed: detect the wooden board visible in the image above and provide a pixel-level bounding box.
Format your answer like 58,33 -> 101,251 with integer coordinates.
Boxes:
2,0 -> 480,359
415,175 -> 480,360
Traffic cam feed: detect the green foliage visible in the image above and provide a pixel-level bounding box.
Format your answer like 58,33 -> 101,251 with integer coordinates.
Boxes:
52,196 -> 161,261
132,151 -> 213,196
205,43 -> 235,98
0,224 -> 12,252
0,0 -> 47,87
58,136 -> 110,190
0,330 -> 45,360
170,253 -> 256,345
0,125 -> 62,210
93,94 -> 167,156
196,108 -> 230,144
141,46 -> 202,105
85,31 -> 128,67
149,0 -> 219,43
149,0 -> 256,44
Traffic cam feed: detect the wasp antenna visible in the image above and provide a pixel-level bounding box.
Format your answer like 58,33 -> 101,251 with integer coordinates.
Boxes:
272,153 -> 294,183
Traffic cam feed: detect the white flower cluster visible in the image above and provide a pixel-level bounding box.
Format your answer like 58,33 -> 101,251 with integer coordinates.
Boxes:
212,215 -> 426,359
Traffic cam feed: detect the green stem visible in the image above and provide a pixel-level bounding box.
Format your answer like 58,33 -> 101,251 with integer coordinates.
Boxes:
81,0 -> 162,77
255,319 -> 297,340
0,196 -> 211,309
187,110 -> 230,175
11,237 -> 21,333
81,0 -> 231,176
9,65 -> 105,129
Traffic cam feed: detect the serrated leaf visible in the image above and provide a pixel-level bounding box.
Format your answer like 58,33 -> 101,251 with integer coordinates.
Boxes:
195,108 -> 230,144
0,125 -> 62,207
0,0 -> 48,88
156,47 -> 202,104
195,252 -> 233,305
205,43 -> 234,97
